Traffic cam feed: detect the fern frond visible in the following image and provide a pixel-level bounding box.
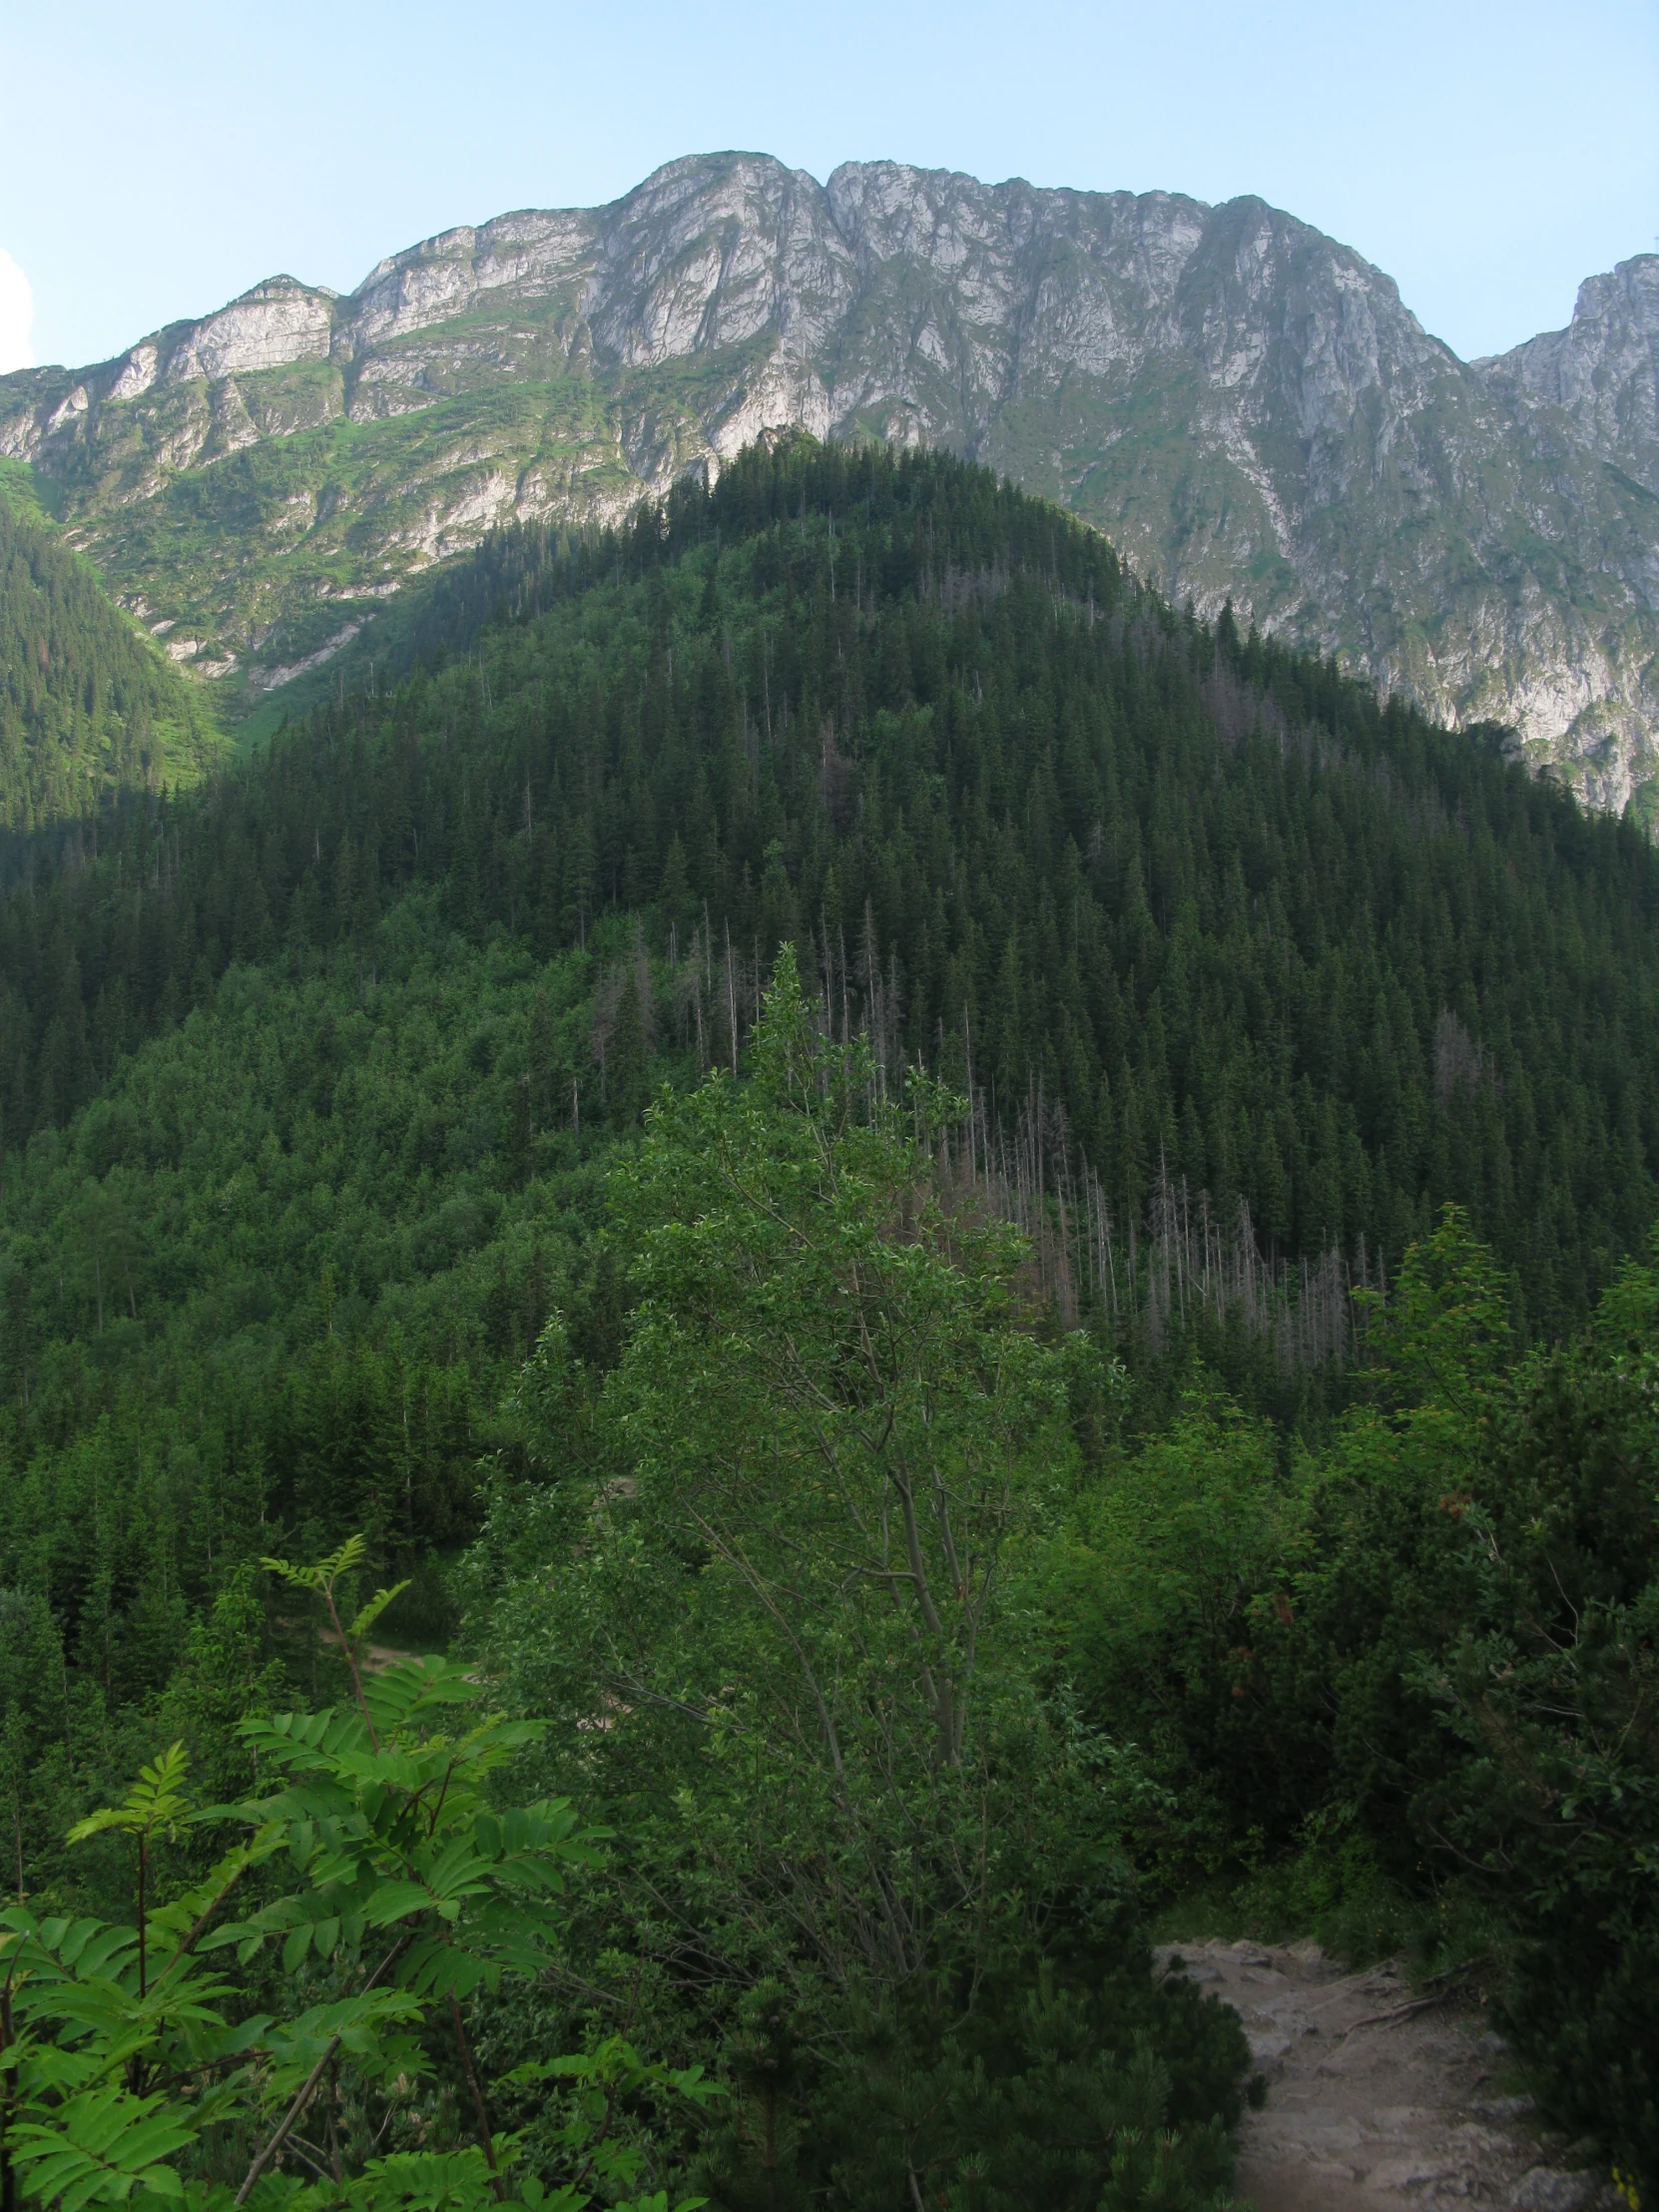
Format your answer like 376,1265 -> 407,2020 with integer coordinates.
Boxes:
347,1581 -> 411,1645
7,2083 -> 198,2212
263,1534 -> 368,1594
67,1747 -> 191,1848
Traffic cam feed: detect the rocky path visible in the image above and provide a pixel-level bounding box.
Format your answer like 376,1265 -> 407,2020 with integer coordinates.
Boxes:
1153,1938 -> 1613,2212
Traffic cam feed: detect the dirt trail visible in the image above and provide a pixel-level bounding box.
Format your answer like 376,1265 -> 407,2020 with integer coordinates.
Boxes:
1154,1939 -> 1614,2212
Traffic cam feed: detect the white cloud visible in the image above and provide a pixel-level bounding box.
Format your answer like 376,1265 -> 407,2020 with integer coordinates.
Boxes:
0,251 -> 35,374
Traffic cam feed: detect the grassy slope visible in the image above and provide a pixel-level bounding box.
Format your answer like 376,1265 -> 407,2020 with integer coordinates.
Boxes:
0,459 -> 227,827
12,302 -> 775,722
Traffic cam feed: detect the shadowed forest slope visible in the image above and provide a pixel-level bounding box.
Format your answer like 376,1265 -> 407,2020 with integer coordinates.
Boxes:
0,465 -> 224,832
4,439 -> 1657,1335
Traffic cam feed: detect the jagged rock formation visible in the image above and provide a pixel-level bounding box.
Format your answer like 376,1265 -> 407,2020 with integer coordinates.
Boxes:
1483,255 -> 1659,494
2,154 -> 1655,813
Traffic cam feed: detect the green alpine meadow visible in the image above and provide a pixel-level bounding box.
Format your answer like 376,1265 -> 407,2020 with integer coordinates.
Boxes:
1,434 -> 1657,2212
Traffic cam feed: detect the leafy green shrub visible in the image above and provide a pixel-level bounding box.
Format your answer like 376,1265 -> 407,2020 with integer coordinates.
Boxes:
1414,1259 -> 1659,2190
690,1958 -> 1248,2212
0,1538 -> 715,2212
479,956 -> 1256,2211
1047,1214 -> 1659,2196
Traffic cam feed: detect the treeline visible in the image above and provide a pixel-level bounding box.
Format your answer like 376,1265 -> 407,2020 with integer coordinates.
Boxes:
5,438 -> 1657,1335
0,470 -> 224,831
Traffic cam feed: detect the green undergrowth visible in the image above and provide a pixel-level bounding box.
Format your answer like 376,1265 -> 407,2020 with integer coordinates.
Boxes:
1151,1838 -> 1514,1988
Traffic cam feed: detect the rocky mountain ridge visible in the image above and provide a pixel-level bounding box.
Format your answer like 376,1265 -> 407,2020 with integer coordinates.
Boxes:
3,154 -> 1656,814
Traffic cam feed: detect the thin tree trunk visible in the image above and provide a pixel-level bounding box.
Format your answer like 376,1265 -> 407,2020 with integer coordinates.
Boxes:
448,1993 -> 505,2201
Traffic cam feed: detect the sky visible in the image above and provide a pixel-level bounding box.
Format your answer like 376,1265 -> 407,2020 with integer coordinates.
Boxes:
0,0 -> 1654,377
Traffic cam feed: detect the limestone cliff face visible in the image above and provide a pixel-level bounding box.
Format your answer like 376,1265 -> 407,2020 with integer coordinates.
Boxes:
1482,254 -> 1659,492
3,154 -> 1655,815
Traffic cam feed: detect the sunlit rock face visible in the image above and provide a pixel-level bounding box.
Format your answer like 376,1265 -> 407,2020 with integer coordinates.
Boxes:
2,154 -> 1655,813
1481,254 -> 1659,493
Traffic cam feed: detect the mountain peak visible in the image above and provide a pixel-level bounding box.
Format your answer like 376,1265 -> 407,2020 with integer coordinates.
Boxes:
1480,253 -> 1659,497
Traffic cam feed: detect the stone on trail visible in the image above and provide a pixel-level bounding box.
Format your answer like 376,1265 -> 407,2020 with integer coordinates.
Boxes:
1154,1939 -> 1613,2212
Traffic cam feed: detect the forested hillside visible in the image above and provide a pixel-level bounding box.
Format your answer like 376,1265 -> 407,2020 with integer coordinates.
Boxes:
5,439 -> 1656,1313
2,440 -> 1658,2211
0,465 -> 224,831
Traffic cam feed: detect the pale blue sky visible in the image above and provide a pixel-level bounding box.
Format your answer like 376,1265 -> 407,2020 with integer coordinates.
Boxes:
1,0 -> 1654,373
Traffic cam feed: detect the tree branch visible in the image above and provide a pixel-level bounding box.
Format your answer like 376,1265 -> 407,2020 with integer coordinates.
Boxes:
233,1933 -> 412,2205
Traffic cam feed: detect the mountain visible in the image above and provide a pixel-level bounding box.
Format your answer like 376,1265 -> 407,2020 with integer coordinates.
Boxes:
0,466 -> 224,830
1483,253 -> 1659,494
2,157 -> 1655,818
